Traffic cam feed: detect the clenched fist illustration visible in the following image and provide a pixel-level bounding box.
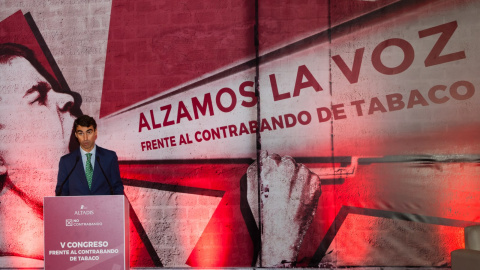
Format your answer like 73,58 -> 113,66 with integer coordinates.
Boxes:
247,150 -> 322,267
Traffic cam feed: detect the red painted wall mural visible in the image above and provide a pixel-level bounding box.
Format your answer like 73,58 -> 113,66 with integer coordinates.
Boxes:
0,0 -> 479,268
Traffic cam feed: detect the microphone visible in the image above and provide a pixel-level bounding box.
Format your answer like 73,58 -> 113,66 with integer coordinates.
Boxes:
96,156 -> 114,195
56,156 -> 80,196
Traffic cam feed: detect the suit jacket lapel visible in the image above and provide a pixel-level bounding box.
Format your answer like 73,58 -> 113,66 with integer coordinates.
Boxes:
91,146 -> 104,191
73,149 -> 90,191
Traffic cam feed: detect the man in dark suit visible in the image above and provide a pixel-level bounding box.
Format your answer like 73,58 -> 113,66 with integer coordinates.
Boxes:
56,115 -> 124,196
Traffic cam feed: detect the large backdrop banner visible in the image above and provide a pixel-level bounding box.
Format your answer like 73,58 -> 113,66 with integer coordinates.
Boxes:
1,0 -> 479,268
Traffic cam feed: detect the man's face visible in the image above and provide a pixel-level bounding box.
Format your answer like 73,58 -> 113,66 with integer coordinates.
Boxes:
75,125 -> 97,152
0,57 -> 76,202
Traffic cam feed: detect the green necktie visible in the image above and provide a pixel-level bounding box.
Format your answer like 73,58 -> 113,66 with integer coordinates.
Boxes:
85,153 -> 93,190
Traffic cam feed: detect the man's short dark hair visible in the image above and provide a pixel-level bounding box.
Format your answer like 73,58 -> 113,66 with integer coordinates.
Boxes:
0,43 -> 63,93
74,115 -> 97,131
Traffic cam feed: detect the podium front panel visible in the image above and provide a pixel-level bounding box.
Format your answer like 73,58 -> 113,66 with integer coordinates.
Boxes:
44,195 -> 129,270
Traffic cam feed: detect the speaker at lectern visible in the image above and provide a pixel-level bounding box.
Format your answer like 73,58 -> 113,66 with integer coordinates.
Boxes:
44,195 -> 130,270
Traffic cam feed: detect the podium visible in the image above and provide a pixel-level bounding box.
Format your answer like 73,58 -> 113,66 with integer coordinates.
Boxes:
44,195 -> 130,270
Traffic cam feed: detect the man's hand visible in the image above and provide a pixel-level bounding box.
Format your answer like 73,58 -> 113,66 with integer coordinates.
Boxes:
247,150 -> 322,266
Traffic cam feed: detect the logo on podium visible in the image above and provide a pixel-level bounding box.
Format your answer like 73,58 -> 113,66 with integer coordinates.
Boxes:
66,219 -> 73,226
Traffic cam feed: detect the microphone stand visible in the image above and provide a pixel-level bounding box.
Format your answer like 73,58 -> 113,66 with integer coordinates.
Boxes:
96,156 -> 114,195
56,156 -> 80,196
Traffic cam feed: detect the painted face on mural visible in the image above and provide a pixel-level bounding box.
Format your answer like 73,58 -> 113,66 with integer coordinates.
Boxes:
0,56 -> 76,203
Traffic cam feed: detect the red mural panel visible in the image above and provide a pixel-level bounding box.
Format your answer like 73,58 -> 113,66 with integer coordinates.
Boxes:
119,161 -> 252,266
101,0 -> 399,117
1,0 -> 480,268
0,11 -> 56,81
